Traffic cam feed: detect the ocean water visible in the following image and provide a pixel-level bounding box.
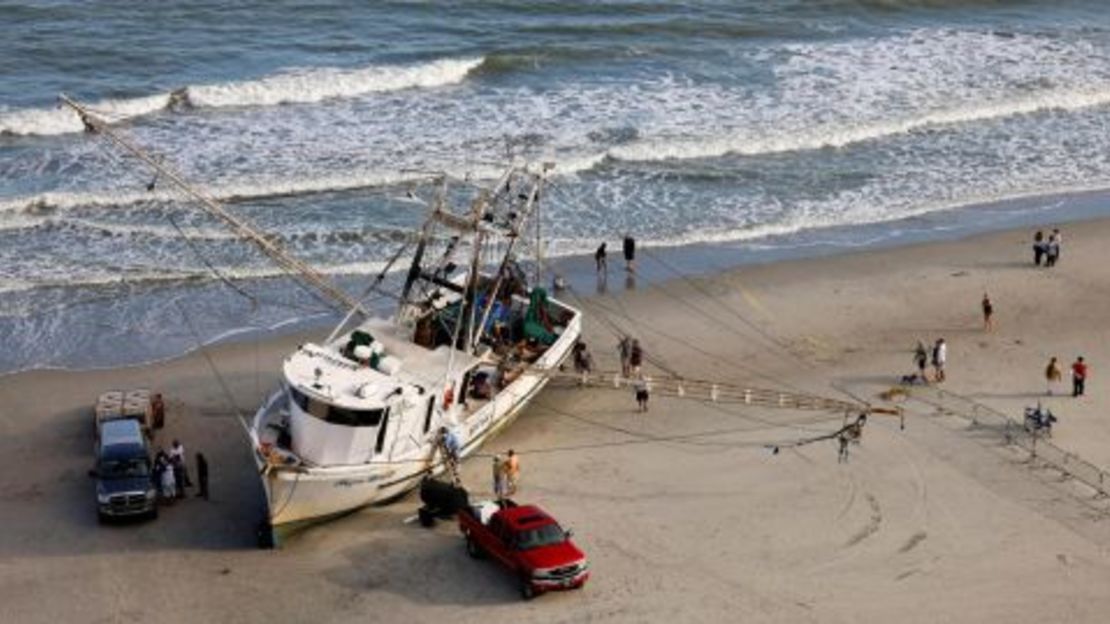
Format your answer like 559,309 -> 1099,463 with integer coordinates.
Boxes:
2,0 -> 1110,372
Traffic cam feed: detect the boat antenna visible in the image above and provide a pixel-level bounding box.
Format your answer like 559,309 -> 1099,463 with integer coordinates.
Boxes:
57,93 -> 368,317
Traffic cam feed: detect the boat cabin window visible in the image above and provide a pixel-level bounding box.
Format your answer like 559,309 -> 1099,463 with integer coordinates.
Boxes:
290,387 -> 387,427
327,405 -> 387,427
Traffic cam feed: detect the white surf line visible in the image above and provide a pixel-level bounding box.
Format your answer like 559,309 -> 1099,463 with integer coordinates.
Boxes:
0,57 -> 484,137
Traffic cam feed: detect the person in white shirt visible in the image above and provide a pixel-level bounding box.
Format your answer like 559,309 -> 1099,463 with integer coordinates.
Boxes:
932,338 -> 947,383
169,439 -> 192,489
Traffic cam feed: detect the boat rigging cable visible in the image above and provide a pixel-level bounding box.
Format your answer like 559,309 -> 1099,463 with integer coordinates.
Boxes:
542,182 -> 814,379
558,282 -> 808,393
638,245 -> 815,370
58,94 -> 368,319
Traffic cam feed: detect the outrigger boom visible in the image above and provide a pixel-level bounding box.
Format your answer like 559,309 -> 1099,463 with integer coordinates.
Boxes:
57,93 -> 367,317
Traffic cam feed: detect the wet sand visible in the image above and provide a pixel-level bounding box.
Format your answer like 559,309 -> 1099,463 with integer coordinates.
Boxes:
4,218 -> 1110,623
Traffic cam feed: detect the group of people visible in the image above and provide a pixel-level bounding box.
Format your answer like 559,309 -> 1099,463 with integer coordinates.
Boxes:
153,439 -> 209,502
491,450 -> 520,500
1032,228 -> 1062,267
912,338 -> 947,384
595,234 -> 637,276
1044,356 -> 1089,397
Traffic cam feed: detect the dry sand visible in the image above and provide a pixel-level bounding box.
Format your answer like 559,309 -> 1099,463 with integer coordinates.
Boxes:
3,219 -> 1110,623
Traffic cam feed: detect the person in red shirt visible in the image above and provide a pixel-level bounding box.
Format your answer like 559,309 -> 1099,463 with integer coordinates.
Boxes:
1072,356 -> 1088,397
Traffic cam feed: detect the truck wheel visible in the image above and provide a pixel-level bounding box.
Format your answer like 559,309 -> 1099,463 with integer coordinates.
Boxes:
465,535 -> 483,559
97,510 -> 108,524
519,578 -> 535,601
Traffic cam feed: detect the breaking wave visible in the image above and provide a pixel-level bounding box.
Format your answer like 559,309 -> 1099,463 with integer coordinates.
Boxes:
0,57 -> 484,137
0,258 -> 392,296
609,85 -> 1110,163
0,156 -> 602,217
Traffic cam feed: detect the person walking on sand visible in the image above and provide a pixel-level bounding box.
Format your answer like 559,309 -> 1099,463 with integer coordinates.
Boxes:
1033,230 -> 1045,266
195,452 -> 209,500
623,234 -> 636,272
1045,357 -> 1063,396
594,242 -> 607,275
981,293 -> 994,332
932,338 -> 947,383
1072,356 -> 1088,397
634,375 -> 650,412
914,341 -> 929,383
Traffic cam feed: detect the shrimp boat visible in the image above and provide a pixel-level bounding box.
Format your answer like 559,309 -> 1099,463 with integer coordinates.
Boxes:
251,166 -> 581,542
58,96 -> 581,544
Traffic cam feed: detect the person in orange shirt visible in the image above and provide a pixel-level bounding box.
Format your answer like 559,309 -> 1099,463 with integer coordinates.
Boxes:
1045,356 -> 1062,396
503,450 -> 520,496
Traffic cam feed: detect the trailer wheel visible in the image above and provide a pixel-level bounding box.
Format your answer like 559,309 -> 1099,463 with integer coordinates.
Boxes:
465,535 -> 483,559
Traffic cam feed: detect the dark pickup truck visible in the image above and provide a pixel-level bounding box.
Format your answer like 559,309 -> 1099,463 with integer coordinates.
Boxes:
459,500 -> 589,600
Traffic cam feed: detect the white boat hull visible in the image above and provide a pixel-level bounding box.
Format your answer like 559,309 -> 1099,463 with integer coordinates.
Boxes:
250,313 -> 579,541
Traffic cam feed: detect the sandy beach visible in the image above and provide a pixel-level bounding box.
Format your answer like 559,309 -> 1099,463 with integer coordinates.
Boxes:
4,218 -> 1110,624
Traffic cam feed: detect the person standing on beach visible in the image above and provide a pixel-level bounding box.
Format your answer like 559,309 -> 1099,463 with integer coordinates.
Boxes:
932,338 -> 947,383
623,234 -> 636,272
169,439 -> 192,488
981,293 -> 994,332
618,335 -> 632,378
634,375 -> 650,412
1072,356 -> 1088,397
492,455 -> 507,501
157,452 -> 176,501
504,450 -> 520,496
1045,357 -> 1062,396
629,339 -> 644,376
595,242 -> 607,275
1045,229 -> 1061,267
914,341 -> 929,383
195,452 -> 209,500
572,341 -> 594,384
1033,230 -> 1045,266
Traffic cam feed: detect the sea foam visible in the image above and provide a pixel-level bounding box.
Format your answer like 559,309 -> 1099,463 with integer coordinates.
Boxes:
0,57 -> 483,137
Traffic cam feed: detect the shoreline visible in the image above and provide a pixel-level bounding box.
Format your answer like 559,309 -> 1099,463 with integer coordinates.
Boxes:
5,183 -> 1109,377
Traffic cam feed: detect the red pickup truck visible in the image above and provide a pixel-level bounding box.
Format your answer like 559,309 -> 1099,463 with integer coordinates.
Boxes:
459,500 -> 590,599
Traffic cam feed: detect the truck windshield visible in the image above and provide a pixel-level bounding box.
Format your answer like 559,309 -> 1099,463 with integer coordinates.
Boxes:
516,524 -> 565,551
99,458 -> 150,479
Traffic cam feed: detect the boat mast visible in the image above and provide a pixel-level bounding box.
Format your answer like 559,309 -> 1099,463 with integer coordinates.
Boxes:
58,94 -> 368,317
470,163 -> 552,350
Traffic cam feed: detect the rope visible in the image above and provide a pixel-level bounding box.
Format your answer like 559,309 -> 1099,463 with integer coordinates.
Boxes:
172,298 -> 250,434
561,283 -> 810,393
639,246 -> 815,370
